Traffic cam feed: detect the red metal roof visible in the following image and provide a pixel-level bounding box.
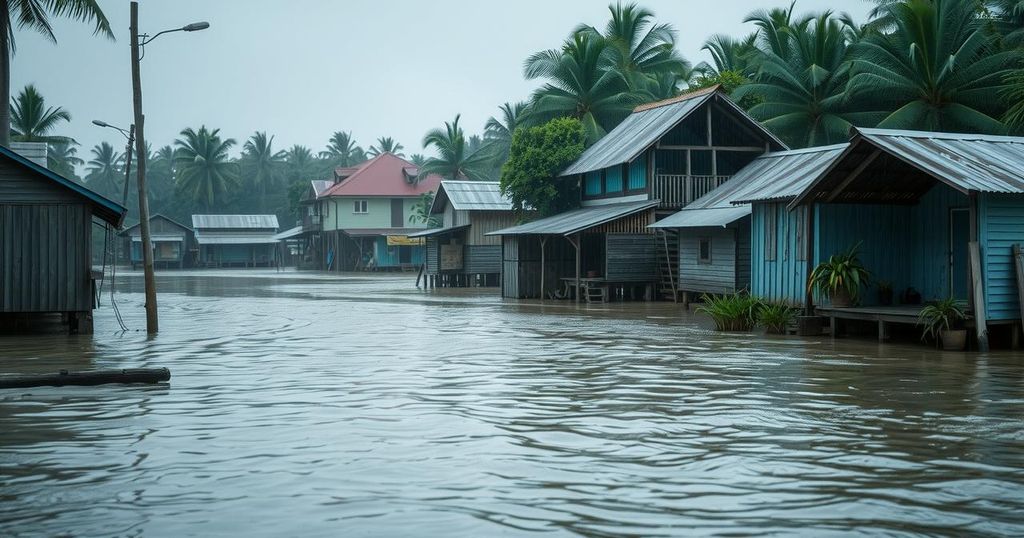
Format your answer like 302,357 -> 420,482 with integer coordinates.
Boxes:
320,153 -> 441,198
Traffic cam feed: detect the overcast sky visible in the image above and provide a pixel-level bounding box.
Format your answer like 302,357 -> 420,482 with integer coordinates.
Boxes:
12,0 -> 871,166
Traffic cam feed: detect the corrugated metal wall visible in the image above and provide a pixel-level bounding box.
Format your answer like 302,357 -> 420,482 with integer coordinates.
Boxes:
606,234 -> 657,282
467,211 -> 518,246
464,245 -> 501,274
425,237 -> 439,273
981,193 -> 1024,321
1,204 -> 92,313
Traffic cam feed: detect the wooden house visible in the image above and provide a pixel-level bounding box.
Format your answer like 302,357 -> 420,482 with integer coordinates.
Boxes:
119,214 -> 195,269
409,181 -> 517,287
0,143 -> 126,333
490,86 -> 785,302
191,214 -> 280,267
650,145 -> 847,302
315,154 -> 441,271
755,128 -> 1024,346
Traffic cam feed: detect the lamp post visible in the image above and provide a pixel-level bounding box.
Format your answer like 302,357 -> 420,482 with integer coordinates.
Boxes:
130,1 -> 209,333
91,120 -> 135,208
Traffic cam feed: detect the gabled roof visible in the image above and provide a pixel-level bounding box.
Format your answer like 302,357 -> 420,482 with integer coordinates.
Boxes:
651,144 -> 848,229
431,181 -> 513,214
0,144 -> 126,226
120,213 -> 193,235
561,86 -> 787,176
790,128 -> 1024,208
192,214 -> 279,229
488,200 -> 658,237
319,153 -> 442,198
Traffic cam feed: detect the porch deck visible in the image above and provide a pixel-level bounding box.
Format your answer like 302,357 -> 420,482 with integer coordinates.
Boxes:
814,305 -> 1010,342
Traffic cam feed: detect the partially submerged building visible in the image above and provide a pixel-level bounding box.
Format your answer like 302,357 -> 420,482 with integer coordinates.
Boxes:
409,181 -> 517,287
0,143 -> 126,333
490,86 -> 785,302
120,214 -> 196,269
316,153 -> 441,271
192,214 -> 280,267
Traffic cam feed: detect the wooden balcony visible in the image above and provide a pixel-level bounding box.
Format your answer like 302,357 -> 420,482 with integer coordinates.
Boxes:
652,174 -> 731,209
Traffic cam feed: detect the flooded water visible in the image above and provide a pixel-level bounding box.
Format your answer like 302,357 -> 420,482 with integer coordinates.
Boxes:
2,271 -> 1024,536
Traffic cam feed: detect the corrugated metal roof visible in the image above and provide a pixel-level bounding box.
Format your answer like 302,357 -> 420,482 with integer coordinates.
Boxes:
192,214 -> 279,229
650,206 -> 751,229
560,87 -> 786,176
341,227 -> 427,237
10,141 -> 47,167
311,180 -> 334,197
272,226 -> 304,241
488,200 -> 658,236
130,233 -> 185,242
854,128 -> 1024,194
408,224 -> 471,238
434,181 -> 513,212
194,232 -> 279,245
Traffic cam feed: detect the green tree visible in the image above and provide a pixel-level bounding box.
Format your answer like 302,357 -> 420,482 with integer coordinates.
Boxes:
84,141 -> 123,198
701,34 -> 758,77
499,117 -> 586,217
241,132 -> 284,193
1005,69 -> 1024,131
524,30 -> 640,144
284,144 -> 317,183
419,114 -> 494,181
148,145 -> 177,215
1,0 -> 113,146
9,84 -> 71,142
848,0 -> 1018,133
409,191 -> 439,226
320,131 -> 365,167
174,126 -> 239,211
47,140 -> 82,178
368,136 -> 404,157
408,153 -> 426,166
485,101 -> 531,165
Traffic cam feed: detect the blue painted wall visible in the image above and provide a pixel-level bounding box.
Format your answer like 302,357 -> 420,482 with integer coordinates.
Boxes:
980,193 -> 1024,321
581,149 -> 649,201
373,237 -> 424,267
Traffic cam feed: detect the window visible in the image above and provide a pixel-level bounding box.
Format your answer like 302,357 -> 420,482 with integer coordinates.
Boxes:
353,200 -> 368,214
765,204 -> 778,261
585,171 -> 603,196
698,238 -> 712,264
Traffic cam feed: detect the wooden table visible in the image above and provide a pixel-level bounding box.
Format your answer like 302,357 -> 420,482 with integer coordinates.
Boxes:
560,278 -> 653,303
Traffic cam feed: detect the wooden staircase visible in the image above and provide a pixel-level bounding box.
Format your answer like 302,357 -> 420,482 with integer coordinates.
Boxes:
655,229 -> 679,302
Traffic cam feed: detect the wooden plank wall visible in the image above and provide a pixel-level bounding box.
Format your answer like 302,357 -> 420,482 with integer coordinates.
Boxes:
464,245 -> 501,274
678,227 -> 737,295
980,193 -> 1024,320
468,211 -> 518,246
1,204 -> 92,313
606,233 -> 657,282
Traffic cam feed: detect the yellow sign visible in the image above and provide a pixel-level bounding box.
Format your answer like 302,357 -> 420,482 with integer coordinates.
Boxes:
386,235 -> 423,246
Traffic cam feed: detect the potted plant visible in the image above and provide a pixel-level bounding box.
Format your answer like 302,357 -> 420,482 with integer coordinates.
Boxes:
918,298 -> 967,350
808,243 -> 871,307
877,281 -> 893,306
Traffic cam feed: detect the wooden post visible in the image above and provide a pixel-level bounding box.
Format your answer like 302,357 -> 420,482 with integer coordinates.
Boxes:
1013,244 -> 1024,330
539,236 -> 547,300
803,203 -> 816,315
131,2 -> 159,333
567,234 -> 581,304
969,241 -> 990,352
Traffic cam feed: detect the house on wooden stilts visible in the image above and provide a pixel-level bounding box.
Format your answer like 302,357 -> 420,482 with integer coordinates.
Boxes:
192,215 -> 280,267
409,181 -> 517,288
119,214 -> 195,269
0,143 -> 126,334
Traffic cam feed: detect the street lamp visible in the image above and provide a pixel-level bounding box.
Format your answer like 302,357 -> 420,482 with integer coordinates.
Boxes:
91,119 -> 135,209
130,1 -> 209,334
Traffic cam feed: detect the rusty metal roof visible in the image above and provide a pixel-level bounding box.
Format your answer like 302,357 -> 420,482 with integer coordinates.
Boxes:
488,200 -> 658,236
192,215 -> 279,229
432,181 -> 512,213
560,87 -> 785,176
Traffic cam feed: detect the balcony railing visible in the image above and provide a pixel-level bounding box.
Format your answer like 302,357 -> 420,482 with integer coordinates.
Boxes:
652,174 -> 732,209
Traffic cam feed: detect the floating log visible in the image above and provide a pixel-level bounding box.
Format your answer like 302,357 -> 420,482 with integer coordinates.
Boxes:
0,368 -> 170,389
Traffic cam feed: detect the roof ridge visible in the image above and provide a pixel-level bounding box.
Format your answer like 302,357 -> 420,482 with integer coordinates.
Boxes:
758,143 -> 849,158
856,127 -> 1024,144
632,85 -> 720,113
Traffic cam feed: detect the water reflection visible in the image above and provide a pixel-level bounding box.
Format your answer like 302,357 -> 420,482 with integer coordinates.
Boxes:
2,270 -> 1024,536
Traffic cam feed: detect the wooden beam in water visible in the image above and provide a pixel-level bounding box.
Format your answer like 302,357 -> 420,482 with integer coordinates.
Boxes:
0,368 -> 170,389
1013,244 -> 1024,327
969,241 -> 989,352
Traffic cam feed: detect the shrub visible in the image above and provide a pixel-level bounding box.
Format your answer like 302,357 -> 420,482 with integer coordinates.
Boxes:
499,117 -> 585,218
697,293 -> 762,331
757,302 -> 799,334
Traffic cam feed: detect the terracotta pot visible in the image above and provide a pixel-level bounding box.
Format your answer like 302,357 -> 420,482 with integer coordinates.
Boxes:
829,288 -> 853,308
940,329 -> 967,351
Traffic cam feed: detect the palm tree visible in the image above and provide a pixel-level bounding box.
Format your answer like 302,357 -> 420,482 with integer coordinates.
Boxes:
47,140 -> 83,178
284,144 -> 317,183
174,126 -> 239,211
419,114 -> 494,181
2,0 -> 113,146
241,131 -> 285,195
320,131 -> 365,167
408,153 -> 426,166
745,4 -> 797,58
525,30 -> 641,144
847,0 -> 1018,133
367,136 -> 404,157
9,84 -> 72,143
148,145 -> 177,211
484,101 -> 530,163
85,141 -> 123,197
736,12 -> 883,148
701,34 -> 759,77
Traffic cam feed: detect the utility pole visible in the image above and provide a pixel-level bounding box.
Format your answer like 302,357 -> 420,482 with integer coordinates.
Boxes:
130,1 -> 158,333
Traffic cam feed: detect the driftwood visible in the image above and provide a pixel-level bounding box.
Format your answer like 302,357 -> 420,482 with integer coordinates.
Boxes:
0,368 -> 170,389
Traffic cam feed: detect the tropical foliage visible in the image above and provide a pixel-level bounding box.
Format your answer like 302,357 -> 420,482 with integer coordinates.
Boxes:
84,141 -> 123,198
368,136 -> 404,157
174,126 -> 239,211
499,117 -> 586,217
419,114 -> 494,181
697,293 -> 763,331
9,84 -> 72,143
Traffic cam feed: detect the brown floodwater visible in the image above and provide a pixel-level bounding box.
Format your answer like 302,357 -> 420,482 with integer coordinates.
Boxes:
1,270 -> 1024,536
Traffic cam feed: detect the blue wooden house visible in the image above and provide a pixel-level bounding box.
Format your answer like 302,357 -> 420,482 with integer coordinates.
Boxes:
750,128 -> 1024,345
120,214 -> 195,269
490,86 -> 785,301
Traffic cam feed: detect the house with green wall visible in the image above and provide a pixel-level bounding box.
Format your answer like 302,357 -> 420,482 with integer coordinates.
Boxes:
316,153 -> 441,271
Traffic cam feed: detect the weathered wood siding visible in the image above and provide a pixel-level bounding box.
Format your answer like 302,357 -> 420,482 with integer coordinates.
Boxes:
0,158 -> 80,203
467,211 -> 518,246
425,237 -> 439,273
464,245 -> 501,274
980,193 -> 1024,321
1,204 -> 92,312
678,227 -> 738,295
736,218 -> 751,291
501,236 -> 574,298
605,233 -> 657,281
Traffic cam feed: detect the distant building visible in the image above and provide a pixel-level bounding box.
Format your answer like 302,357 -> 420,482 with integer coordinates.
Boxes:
315,153 -> 441,271
0,142 -> 126,333
409,181 -> 517,287
119,214 -> 196,269
191,215 -> 280,267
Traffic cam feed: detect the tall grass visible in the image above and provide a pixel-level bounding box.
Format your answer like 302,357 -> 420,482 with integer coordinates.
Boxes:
697,293 -> 762,331
757,303 -> 799,334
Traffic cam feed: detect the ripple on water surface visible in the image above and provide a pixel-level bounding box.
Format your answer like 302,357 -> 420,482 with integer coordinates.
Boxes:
2,270 -> 1024,537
